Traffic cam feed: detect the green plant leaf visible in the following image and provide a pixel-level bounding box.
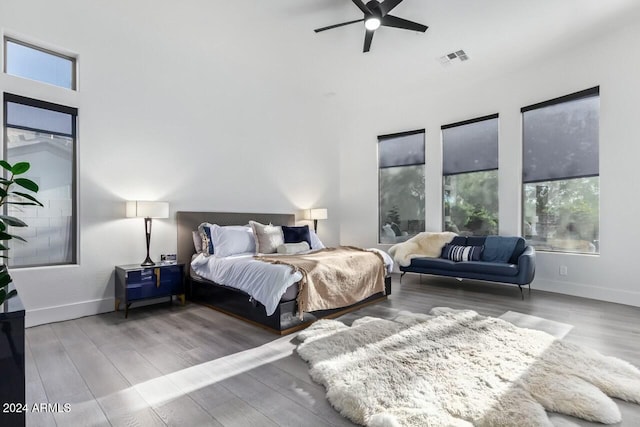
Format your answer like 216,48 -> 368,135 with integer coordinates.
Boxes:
0,188 -> 7,198
14,178 -> 39,192
6,202 -> 39,206
5,202 -> 38,206
0,232 -> 24,242
0,222 -> 5,232
0,288 -> 5,304
0,244 -> 7,250
0,273 -> 11,287
0,160 -> 12,172
8,234 -> 27,243
6,289 -> 17,300
11,192 -> 44,207
11,162 -> 30,175
0,215 -> 28,227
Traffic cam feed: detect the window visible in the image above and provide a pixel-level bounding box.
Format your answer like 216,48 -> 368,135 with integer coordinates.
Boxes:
522,87 -> 599,254
442,114 -> 499,236
378,130 -> 425,244
3,93 -> 77,266
4,38 -> 76,90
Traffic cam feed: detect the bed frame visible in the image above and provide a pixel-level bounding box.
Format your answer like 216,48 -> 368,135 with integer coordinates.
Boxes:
176,211 -> 391,334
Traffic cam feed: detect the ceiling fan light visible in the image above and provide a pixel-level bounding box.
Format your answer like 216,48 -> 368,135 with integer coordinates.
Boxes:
365,17 -> 381,31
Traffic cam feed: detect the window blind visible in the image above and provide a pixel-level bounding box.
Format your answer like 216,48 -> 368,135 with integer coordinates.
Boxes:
522,88 -> 599,183
442,114 -> 498,176
5,94 -> 76,137
378,130 -> 425,168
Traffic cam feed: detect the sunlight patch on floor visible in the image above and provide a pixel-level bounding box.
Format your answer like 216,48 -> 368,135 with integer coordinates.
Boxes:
499,311 -> 573,339
95,334 -> 298,417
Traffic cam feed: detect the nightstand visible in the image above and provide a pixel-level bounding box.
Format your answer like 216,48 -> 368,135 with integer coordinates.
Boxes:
115,263 -> 185,318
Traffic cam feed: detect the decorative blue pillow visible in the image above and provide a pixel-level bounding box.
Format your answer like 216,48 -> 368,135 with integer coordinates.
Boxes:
281,225 -> 312,248
482,236 -> 521,263
442,244 -> 483,262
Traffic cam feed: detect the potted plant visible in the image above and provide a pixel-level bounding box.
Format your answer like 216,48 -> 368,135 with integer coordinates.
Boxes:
0,160 -> 42,304
0,160 -> 42,427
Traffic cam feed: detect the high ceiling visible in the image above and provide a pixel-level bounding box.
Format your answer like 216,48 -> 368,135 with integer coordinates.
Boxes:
231,0 -> 640,100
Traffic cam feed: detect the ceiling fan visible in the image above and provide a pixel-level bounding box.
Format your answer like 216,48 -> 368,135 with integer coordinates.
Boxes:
314,0 -> 428,53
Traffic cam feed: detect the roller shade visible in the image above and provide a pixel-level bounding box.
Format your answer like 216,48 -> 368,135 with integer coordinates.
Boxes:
442,115 -> 498,176
378,130 -> 425,168
522,88 -> 599,183
5,94 -> 76,137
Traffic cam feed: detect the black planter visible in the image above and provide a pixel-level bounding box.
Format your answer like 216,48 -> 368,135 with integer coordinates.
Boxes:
0,288 -> 26,427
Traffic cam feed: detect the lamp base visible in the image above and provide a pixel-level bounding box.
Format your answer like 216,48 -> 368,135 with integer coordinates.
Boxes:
141,256 -> 155,267
141,217 -> 155,267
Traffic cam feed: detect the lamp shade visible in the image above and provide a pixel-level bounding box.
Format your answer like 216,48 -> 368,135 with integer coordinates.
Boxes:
126,201 -> 169,219
309,208 -> 328,220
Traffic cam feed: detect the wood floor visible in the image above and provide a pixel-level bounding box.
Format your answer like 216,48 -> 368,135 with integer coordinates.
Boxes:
24,274 -> 640,427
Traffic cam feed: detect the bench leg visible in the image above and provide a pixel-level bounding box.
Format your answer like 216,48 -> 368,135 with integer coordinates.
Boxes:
518,285 -> 524,300
400,271 -> 406,284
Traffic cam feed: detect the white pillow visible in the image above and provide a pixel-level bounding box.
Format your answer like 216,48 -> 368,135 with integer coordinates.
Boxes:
249,220 -> 284,254
209,224 -> 255,257
277,241 -> 310,254
309,229 -> 325,249
192,231 -> 202,253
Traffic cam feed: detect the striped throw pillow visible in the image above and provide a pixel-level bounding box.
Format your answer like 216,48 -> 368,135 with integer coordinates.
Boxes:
442,244 -> 484,262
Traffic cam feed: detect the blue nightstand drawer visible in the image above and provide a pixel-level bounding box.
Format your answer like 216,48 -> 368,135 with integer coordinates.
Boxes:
158,265 -> 181,284
126,269 -> 156,285
127,280 -> 178,300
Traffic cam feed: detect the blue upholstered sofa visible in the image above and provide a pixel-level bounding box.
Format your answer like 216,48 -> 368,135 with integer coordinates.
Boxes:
399,235 -> 536,298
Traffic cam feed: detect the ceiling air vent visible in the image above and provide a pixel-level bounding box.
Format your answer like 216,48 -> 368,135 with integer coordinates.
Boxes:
439,49 -> 469,66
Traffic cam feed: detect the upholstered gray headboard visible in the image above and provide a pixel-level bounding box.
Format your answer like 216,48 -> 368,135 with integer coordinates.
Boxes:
176,211 -> 295,268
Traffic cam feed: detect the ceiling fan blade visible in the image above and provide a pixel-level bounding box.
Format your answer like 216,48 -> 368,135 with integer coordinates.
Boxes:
363,29 -> 375,53
381,14 -> 428,32
378,0 -> 404,16
351,0 -> 372,15
314,18 -> 364,33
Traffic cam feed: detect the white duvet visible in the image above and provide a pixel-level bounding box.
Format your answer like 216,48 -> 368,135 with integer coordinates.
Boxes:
191,248 -> 393,316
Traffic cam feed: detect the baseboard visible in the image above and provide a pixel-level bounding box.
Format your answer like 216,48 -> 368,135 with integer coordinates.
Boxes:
533,278 -> 640,308
25,298 -> 114,328
24,278 -> 639,327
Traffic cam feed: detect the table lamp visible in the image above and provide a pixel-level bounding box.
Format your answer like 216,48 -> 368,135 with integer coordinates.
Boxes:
126,201 -> 169,266
308,208 -> 328,232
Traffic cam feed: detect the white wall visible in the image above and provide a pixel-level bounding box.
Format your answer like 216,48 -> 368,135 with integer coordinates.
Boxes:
0,0 -> 343,326
339,19 -> 640,308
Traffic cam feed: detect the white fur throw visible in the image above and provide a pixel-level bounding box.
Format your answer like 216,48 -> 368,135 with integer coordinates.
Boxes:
297,308 -> 640,427
388,231 -> 457,267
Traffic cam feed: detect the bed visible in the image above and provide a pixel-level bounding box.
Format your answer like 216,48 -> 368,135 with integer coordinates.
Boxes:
176,211 -> 392,334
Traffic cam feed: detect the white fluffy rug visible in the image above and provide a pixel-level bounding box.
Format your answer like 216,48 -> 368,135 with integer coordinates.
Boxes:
296,308 -> 640,427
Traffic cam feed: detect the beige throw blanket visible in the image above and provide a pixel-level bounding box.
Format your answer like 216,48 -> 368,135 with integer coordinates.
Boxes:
255,246 -> 386,317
